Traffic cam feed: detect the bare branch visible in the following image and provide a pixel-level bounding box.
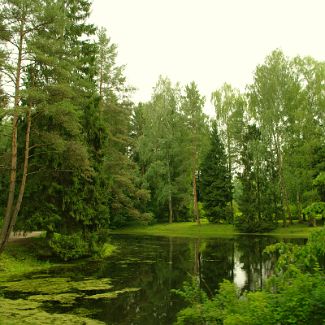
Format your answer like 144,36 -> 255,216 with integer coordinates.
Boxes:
28,150 -> 62,158
27,168 -> 74,176
0,68 -> 16,84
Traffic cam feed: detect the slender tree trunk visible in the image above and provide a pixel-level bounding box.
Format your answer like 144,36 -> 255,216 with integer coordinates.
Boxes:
297,191 -> 303,223
167,159 -> 173,223
168,194 -> 173,224
167,161 -> 173,222
278,158 -> 292,226
0,108 -> 32,254
0,22 -> 24,254
256,160 -> 261,222
12,108 -> 32,227
193,170 -> 200,224
274,133 -> 291,226
0,116 -> 18,253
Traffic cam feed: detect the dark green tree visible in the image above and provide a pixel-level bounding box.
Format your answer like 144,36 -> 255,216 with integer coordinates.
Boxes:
201,122 -> 232,223
16,0 -> 109,243
0,0 -> 75,253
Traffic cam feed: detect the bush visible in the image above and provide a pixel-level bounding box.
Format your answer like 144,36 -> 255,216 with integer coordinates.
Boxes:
234,214 -> 277,233
303,202 -> 325,226
48,229 -> 114,261
206,206 -> 233,224
49,233 -> 89,261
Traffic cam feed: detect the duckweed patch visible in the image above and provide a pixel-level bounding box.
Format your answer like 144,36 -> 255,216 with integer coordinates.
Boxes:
1,276 -> 113,294
86,287 -> 140,300
75,278 -> 112,291
0,298 -> 104,324
28,292 -> 80,305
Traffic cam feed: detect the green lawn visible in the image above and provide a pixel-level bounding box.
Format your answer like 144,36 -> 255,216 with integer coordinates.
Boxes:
111,220 -> 321,238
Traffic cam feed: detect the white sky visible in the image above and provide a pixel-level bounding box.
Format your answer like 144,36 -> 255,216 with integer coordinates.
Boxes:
90,0 -> 325,115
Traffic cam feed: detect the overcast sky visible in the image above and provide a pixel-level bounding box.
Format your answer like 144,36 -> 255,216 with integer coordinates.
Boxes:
90,0 -> 325,115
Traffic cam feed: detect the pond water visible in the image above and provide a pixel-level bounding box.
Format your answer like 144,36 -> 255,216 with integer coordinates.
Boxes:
0,235 -> 306,325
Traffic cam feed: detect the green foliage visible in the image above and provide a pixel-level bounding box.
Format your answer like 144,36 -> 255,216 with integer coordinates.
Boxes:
234,214 -> 277,233
48,229 -> 115,261
201,123 -> 232,223
0,0 -> 323,267
135,77 -> 192,223
49,233 -> 89,261
302,202 -> 325,227
313,172 -> 325,201
175,227 -> 325,324
211,83 -> 245,176
236,125 -> 279,232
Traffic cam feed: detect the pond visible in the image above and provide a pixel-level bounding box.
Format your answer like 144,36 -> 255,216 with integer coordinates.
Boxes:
0,235 -> 306,324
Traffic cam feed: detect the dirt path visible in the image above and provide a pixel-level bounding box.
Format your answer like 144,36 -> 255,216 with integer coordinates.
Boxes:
8,231 -> 43,242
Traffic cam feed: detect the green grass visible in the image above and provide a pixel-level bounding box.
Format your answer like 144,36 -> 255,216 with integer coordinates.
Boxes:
264,222 -> 319,237
0,237 -> 119,279
0,239 -> 52,279
111,220 -> 321,238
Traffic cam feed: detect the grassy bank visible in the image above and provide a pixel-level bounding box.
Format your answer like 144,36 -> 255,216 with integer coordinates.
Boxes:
111,220 -> 320,238
0,238 -> 117,280
0,239 -> 52,279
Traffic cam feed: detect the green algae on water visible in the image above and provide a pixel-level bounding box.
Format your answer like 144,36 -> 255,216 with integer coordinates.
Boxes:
86,287 -> 141,300
0,298 -> 104,325
2,276 -> 112,294
28,292 -> 80,305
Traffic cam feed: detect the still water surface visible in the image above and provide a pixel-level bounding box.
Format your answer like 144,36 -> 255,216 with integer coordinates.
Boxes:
1,235 -> 306,324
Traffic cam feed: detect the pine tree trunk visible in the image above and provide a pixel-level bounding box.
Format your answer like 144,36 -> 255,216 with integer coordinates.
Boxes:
0,108 -> 31,254
0,22 -> 24,254
0,116 -> 18,253
12,108 -> 32,227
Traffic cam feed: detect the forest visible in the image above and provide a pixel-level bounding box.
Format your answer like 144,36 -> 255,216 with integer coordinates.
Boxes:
1,0 -> 324,256
0,1 -> 324,324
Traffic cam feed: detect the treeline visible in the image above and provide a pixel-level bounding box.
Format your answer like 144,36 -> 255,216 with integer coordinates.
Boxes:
0,1 -> 324,255
133,50 -> 325,232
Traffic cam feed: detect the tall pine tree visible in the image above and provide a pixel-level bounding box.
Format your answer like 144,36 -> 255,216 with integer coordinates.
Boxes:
201,122 -> 232,223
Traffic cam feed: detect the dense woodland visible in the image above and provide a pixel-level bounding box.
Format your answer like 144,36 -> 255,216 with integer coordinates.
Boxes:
0,0 -> 324,256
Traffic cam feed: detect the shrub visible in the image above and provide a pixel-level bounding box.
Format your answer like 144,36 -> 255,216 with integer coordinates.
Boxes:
234,214 -> 277,233
49,233 -> 89,261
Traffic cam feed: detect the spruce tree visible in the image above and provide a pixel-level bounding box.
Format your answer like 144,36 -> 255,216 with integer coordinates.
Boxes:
201,122 -> 232,223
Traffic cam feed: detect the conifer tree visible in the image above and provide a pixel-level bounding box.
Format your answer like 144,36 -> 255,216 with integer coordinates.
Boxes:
0,0 -> 69,253
201,122 -> 232,223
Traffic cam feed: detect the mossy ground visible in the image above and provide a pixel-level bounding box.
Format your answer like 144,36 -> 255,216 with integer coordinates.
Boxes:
111,219 -> 320,238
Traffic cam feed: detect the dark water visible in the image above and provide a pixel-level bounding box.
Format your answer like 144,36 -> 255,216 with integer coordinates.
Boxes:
1,235 -> 306,325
